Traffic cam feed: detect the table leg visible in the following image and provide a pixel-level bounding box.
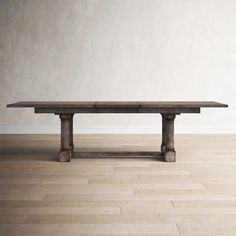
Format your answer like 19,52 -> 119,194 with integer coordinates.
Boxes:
69,114 -> 74,154
59,114 -> 72,162
161,114 -> 167,153
162,114 -> 176,162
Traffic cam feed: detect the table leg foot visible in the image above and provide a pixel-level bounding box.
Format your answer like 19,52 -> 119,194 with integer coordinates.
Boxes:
164,149 -> 176,162
59,149 -> 71,162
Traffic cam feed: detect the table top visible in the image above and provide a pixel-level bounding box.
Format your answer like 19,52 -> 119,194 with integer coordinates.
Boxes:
7,101 -> 228,108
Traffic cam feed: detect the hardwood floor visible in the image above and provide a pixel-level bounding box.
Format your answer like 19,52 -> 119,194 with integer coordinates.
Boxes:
0,134 -> 236,235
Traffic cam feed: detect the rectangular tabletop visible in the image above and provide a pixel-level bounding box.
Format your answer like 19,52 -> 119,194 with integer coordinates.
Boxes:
7,101 -> 228,114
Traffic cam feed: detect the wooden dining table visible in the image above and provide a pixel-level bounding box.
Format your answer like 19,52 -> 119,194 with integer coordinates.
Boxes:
7,101 -> 228,162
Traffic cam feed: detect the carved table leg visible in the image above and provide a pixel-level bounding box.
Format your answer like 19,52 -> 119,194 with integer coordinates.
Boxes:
69,114 -> 74,154
162,114 -> 176,162
58,114 -> 72,162
161,114 -> 167,153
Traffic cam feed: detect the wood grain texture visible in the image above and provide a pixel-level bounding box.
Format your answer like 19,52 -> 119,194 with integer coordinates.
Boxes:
0,134 -> 236,235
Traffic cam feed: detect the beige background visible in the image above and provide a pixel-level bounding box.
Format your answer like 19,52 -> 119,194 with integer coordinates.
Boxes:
0,0 -> 235,133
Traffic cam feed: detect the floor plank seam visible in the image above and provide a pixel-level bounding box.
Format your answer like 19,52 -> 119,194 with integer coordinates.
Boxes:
171,200 -> 175,207
176,223 -> 181,234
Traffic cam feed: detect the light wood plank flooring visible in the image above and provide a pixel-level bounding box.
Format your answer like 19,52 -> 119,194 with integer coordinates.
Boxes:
0,134 -> 236,236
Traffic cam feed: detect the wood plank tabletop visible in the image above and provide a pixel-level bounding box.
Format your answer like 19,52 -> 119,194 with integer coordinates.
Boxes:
7,101 -> 228,108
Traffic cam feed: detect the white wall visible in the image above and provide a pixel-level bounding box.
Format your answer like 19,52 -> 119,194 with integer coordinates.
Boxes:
0,0 -> 235,134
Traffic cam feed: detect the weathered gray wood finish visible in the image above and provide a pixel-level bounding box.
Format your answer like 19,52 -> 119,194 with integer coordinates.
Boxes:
161,114 -> 167,153
74,151 -> 163,158
59,114 -> 71,162
162,114 -> 176,162
7,101 -> 228,162
69,114 -> 74,153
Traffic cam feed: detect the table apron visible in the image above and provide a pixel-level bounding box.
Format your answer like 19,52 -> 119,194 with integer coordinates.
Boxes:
35,107 -> 200,114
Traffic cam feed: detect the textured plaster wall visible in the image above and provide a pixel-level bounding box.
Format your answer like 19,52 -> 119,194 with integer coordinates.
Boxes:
0,0 -> 235,133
